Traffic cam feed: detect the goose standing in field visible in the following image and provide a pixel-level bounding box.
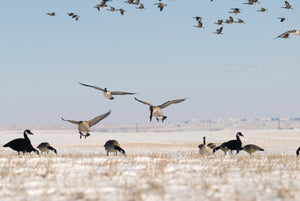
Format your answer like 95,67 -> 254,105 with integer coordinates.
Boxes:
198,137 -> 213,155
37,142 -> 57,154
296,147 -> 300,157
241,144 -> 264,155
79,82 -> 136,100
274,30 -> 300,39
3,130 -> 39,155
212,142 -> 229,155
213,132 -> 244,154
104,140 -> 126,156
61,111 -> 111,139
134,97 -> 186,122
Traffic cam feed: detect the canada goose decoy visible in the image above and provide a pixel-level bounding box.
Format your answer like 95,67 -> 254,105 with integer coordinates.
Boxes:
79,82 -> 135,100
3,130 -> 39,155
37,142 -> 57,154
154,3 -> 167,12
104,140 -> 126,156
229,8 -> 241,14
198,137 -> 213,155
235,18 -> 245,24
282,1 -> 292,10
134,97 -> 186,122
214,19 -> 223,25
214,132 -> 244,154
274,30 -> 300,39
277,17 -> 287,22
118,9 -> 126,15
46,12 -> 57,16
194,21 -> 204,29
296,147 -> 300,157
213,26 -> 223,35
257,8 -> 267,12
225,16 -> 234,24
67,13 -> 79,21
241,144 -> 264,155
136,4 -> 145,9
193,16 -> 202,22
61,111 -> 111,139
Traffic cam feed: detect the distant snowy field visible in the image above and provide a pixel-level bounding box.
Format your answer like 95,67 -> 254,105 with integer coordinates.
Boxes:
1,120 -> 300,200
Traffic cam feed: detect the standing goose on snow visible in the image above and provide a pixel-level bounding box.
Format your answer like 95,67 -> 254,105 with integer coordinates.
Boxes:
134,97 -> 186,122
213,132 -> 244,154
211,142 -> 229,155
3,130 -> 39,155
104,140 -> 126,156
37,142 -> 57,154
241,144 -> 264,155
79,82 -> 136,100
61,111 -> 111,139
198,136 -> 213,155
274,30 -> 300,39
296,147 -> 300,157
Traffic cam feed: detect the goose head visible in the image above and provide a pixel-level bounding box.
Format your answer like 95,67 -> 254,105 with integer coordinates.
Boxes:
24,129 -> 34,135
236,132 -> 244,137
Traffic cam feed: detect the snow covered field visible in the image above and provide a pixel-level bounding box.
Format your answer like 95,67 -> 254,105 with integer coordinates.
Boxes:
1,129 -> 300,201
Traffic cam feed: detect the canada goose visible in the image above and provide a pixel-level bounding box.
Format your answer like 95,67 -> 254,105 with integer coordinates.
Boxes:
104,140 -> 126,156
213,26 -> 223,35
243,0 -> 258,6
235,18 -> 245,24
136,4 -> 145,9
229,8 -> 241,14
118,9 -> 126,15
194,21 -> 203,29
46,12 -> 56,16
107,6 -> 116,12
37,142 -> 57,154
154,3 -> 167,12
277,17 -> 287,22
214,19 -> 223,25
79,82 -> 135,100
241,144 -> 264,155
296,147 -> 300,157
125,0 -> 134,4
214,132 -> 244,154
67,13 -> 79,21
212,142 -> 230,155
133,0 -> 140,5
198,137 -> 213,155
134,97 -> 186,122
225,16 -> 234,24
193,16 -> 202,21
61,111 -> 111,139
3,130 -> 39,155
257,8 -> 267,12
274,30 -> 300,39
282,1 -> 292,10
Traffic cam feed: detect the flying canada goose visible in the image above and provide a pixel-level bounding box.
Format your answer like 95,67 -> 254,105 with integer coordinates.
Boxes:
193,16 -> 202,21
225,16 -> 234,24
136,4 -> 145,9
46,12 -> 57,16
296,147 -> 300,157
61,111 -> 111,139
274,30 -> 300,39
118,9 -> 126,15
67,13 -> 79,21
277,17 -> 287,22
104,140 -> 126,156
243,0 -> 258,5
154,3 -> 167,11
214,19 -> 223,25
282,1 -> 292,10
37,142 -> 57,154
3,130 -> 39,155
229,8 -> 241,14
241,144 -> 264,155
194,21 -> 204,28
125,0 -> 134,4
213,26 -> 223,35
235,18 -> 245,24
257,8 -> 267,12
79,82 -> 135,100
213,132 -> 244,154
107,6 -> 116,12
134,97 -> 186,122
198,137 -> 213,155
133,0 -> 140,5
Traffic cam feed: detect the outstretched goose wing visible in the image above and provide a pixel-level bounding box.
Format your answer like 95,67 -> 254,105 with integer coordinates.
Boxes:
134,98 -> 153,106
159,98 -> 186,109
61,118 -> 79,125
88,111 -> 111,127
79,82 -> 105,92
111,91 -> 136,95
274,30 -> 294,39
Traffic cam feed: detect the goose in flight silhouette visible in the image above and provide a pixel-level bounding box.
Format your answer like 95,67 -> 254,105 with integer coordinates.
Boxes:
274,30 -> 300,39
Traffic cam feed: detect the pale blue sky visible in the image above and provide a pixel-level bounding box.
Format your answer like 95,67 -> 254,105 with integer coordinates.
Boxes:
1,0 -> 299,124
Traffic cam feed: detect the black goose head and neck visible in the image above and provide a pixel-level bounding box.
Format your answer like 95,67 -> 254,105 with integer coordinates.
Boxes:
114,145 -> 126,156
24,129 -> 33,140
236,132 -> 244,146
203,136 -> 206,145
104,88 -> 108,92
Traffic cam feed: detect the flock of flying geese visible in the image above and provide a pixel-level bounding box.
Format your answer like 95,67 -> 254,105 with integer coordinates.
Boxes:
45,0 -> 299,39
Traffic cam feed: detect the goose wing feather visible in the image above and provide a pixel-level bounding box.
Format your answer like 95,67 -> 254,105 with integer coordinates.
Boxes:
159,98 -> 186,109
88,111 -> 111,127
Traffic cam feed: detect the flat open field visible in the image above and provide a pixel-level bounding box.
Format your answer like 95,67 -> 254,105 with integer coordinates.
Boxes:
1,129 -> 300,201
